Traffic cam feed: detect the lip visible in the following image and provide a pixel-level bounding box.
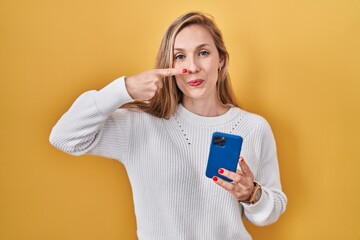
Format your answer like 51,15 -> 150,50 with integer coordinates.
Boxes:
187,79 -> 204,87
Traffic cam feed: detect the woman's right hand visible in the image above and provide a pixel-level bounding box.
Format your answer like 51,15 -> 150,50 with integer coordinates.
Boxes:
125,68 -> 187,100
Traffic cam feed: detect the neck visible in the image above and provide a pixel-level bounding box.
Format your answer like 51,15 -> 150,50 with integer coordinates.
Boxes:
181,98 -> 229,117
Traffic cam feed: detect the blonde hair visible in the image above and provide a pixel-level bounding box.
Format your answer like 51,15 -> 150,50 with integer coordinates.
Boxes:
122,12 -> 239,119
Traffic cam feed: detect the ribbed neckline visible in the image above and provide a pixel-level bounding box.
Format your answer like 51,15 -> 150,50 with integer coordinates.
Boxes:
174,104 -> 241,126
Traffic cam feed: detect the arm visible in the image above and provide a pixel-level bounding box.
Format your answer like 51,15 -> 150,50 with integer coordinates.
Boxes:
49,77 -> 133,161
214,118 -> 287,226
49,68 -> 187,160
241,119 -> 287,226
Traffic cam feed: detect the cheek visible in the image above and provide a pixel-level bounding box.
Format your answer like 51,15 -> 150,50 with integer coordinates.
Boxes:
175,76 -> 185,87
206,65 -> 219,82
175,76 -> 188,93
173,61 -> 186,69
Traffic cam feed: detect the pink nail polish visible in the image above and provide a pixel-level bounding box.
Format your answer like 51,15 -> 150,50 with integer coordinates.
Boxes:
182,68 -> 188,74
218,168 -> 224,174
212,176 -> 218,182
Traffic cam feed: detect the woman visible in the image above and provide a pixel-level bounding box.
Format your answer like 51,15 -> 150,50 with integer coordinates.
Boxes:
50,12 -> 287,240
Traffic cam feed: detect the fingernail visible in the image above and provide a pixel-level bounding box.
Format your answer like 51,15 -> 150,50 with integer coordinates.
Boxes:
212,176 -> 218,182
218,168 -> 224,174
182,68 -> 188,74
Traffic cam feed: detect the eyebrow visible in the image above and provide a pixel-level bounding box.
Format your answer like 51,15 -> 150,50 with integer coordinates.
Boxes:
174,43 -> 211,51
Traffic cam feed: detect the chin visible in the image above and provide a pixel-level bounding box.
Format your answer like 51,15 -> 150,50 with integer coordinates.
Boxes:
182,89 -> 211,101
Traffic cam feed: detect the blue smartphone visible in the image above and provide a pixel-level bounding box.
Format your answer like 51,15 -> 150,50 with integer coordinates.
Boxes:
205,132 -> 243,182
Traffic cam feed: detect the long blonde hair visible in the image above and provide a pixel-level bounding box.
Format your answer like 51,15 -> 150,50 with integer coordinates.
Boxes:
122,12 -> 239,119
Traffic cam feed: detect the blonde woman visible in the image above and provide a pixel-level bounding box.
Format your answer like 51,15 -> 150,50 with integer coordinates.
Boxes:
50,12 -> 287,240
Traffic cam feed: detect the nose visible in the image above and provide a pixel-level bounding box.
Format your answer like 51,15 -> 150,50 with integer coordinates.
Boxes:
187,56 -> 200,74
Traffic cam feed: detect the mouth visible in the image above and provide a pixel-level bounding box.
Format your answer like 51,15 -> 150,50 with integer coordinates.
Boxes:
187,79 -> 204,87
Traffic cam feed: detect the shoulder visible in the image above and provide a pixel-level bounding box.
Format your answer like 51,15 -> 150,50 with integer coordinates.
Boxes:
233,107 -> 270,127
231,107 -> 274,137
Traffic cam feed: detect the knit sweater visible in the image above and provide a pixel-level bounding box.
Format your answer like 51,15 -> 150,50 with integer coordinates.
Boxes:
49,77 -> 287,240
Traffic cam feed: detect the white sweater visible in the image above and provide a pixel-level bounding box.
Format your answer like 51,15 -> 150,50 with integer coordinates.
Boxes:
49,77 -> 287,240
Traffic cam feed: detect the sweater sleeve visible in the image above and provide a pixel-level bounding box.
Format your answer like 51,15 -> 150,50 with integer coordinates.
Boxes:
49,76 -> 134,163
241,118 -> 287,226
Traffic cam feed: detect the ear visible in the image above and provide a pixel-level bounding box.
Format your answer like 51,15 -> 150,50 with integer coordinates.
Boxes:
219,57 -> 225,69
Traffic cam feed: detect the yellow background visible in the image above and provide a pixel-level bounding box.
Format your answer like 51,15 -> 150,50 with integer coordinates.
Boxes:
1,0 -> 359,239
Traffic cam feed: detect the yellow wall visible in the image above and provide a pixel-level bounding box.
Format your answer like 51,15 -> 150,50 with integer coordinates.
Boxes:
1,0 -> 359,239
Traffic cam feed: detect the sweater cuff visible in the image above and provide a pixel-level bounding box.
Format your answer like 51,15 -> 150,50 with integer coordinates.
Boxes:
94,76 -> 134,116
241,186 -> 274,220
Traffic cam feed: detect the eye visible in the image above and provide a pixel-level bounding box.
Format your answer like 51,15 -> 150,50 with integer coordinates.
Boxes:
199,50 -> 209,56
174,53 -> 185,61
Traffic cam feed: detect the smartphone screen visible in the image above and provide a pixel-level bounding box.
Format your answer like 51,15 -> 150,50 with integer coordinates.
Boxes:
205,132 -> 243,182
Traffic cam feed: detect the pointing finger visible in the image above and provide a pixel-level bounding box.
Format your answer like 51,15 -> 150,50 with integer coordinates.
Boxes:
156,68 -> 188,77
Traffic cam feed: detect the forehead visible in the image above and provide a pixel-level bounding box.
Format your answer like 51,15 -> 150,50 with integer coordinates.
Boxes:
174,25 -> 215,49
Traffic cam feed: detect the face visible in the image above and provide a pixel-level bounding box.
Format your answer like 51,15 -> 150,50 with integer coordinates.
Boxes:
173,24 -> 224,103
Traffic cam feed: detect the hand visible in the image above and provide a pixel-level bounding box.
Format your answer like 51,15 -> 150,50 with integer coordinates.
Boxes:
125,68 -> 187,100
213,157 -> 255,202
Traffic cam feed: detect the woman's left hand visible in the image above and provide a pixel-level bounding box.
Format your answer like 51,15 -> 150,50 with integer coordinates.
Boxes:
213,157 -> 255,202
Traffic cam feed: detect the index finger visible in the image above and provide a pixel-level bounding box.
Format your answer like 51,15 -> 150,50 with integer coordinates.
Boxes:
155,68 -> 187,77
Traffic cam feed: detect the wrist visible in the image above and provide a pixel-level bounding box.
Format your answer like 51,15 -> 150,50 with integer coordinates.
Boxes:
241,182 -> 262,204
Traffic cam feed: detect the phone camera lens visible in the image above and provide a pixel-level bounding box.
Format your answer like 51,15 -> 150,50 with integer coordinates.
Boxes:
213,136 -> 226,146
